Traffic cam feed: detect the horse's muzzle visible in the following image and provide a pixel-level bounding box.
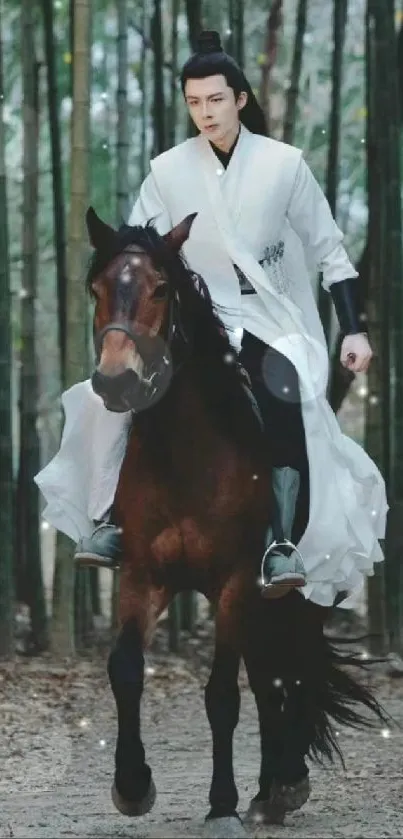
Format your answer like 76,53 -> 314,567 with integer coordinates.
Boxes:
91,368 -> 140,412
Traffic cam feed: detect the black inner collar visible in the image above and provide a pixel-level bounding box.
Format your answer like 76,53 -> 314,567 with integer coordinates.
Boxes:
209,127 -> 241,169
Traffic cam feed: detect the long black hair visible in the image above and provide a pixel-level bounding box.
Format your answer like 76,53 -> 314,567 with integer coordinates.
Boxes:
180,30 -> 267,137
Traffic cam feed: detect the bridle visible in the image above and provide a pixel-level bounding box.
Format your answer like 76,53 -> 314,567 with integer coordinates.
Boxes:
93,247 -> 190,401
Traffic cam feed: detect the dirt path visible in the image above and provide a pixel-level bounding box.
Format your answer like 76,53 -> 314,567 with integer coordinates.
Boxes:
1,633 -> 403,839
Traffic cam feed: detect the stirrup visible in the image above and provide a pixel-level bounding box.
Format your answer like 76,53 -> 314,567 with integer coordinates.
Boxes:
258,538 -> 306,590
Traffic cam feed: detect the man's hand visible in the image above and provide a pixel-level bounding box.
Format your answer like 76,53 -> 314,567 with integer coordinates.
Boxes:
340,333 -> 373,373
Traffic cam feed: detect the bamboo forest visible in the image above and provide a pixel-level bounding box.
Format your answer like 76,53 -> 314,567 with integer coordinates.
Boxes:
1,0 -> 403,836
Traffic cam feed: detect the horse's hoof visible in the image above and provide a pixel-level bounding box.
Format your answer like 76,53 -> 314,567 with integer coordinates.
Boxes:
111,777 -> 157,817
273,776 -> 311,811
244,796 -> 285,827
203,815 -> 246,838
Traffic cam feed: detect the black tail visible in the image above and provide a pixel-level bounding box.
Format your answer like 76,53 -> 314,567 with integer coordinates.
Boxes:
243,591 -> 392,769
307,638 -> 392,766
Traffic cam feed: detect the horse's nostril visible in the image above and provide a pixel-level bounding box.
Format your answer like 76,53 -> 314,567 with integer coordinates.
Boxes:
92,371 -> 118,402
91,368 -> 139,410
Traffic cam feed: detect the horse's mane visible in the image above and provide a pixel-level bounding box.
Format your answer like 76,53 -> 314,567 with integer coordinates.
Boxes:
86,221 -> 263,453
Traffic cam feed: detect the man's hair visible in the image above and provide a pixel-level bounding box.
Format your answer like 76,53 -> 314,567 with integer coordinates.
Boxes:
180,30 -> 267,137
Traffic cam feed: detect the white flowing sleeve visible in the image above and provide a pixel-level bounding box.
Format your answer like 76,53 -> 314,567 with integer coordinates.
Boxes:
286,157 -> 358,291
128,171 -> 172,235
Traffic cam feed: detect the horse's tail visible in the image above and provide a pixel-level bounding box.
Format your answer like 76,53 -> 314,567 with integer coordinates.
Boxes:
307,638 -> 392,766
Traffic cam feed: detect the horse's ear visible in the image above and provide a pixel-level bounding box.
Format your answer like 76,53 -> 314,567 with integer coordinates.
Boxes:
86,206 -> 117,250
163,213 -> 198,252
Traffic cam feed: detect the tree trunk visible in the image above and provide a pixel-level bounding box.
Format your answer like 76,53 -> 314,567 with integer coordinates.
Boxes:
167,0 -> 180,148
89,568 -> 101,615
74,567 -> 93,648
377,0 -> 403,655
203,0 -> 223,32
259,0 -> 283,136
69,0 -> 74,76
283,0 -> 308,145
227,0 -> 244,68
184,0 -> 203,139
234,0 -> 244,69
328,21 -> 403,416
227,0 -> 235,54
398,22 -> 403,113
151,0 -> 166,155
0,5 -> 15,657
111,573 -> 120,633
139,0 -> 148,182
168,595 -> 181,653
51,0 -> 92,657
364,5 -> 387,655
51,543 -> 75,655
185,0 -> 202,52
41,0 -> 67,382
116,0 -> 129,223
318,0 -> 348,347
17,0 -> 48,653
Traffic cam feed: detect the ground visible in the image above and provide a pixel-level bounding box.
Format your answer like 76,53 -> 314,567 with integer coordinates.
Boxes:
1,622 -> 403,839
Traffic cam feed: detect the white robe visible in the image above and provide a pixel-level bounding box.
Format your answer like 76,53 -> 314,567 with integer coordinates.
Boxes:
35,124 -> 388,609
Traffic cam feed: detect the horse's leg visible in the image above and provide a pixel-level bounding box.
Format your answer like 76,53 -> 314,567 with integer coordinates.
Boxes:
243,594 -> 312,827
203,585 -> 246,838
268,676 -> 312,810
245,678 -> 311,827
205,646 -> 240,818
243,651 -> 290,826
108,581 -> 169,817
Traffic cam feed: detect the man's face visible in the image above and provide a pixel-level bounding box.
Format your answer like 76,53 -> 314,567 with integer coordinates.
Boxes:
184,74 -> 247,147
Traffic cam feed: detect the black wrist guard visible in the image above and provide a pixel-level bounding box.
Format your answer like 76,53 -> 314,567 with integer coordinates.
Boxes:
329,277 -> 367,335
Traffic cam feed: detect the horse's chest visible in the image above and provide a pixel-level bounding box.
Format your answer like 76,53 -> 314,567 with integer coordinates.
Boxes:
117,440 -> 266,565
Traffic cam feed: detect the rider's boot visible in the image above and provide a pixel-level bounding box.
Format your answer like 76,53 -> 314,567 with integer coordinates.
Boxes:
74,516 -> 122,569
260,466 -> 307,598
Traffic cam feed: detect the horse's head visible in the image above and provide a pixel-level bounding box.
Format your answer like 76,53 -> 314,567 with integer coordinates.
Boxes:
85,207 -> 198,412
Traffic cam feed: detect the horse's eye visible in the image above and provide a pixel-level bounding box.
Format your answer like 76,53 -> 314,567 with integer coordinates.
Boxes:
151,282 -> 168,301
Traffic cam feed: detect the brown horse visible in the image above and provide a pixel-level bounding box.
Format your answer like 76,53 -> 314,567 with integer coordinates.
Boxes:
85,206 -> 386,835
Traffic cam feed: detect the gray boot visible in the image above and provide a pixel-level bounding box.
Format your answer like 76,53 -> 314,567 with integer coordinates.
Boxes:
259,466 -> 307,596
74,522 -> 123,569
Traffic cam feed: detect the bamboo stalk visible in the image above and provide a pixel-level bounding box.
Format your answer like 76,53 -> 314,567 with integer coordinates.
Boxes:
234,0 -> 244,69
0,0 -> 15,657
18,0 -> 48,652
41,0 -> 67,381
380,0 -> 403,655
152,0 -> 166,155
51,0 -> 92,657
184,0 -> 202,52
167,0 -> 179,148
139,0 -> 148,182
282,0 -> 308,145
116,0 -> 129,223
258,0 -> 283,136
318,0 -> 348,346
365,3 -> 387,655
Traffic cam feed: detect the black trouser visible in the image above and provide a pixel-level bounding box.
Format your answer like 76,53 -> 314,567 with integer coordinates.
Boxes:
238,330 -> 309,543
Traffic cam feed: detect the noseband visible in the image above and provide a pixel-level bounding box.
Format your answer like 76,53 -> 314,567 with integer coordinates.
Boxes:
93,251 -> 189,402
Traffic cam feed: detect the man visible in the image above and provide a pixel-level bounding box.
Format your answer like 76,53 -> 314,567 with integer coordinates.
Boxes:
35,31 -> 387,606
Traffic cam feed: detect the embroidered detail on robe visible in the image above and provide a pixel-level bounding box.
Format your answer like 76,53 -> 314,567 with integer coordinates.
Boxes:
260,240 -> 290,295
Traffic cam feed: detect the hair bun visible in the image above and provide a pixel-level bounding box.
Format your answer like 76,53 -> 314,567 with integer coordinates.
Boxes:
196,30 -> 223,54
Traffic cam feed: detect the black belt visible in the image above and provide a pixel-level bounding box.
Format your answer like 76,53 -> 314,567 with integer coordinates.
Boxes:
234,262 -> 264,296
